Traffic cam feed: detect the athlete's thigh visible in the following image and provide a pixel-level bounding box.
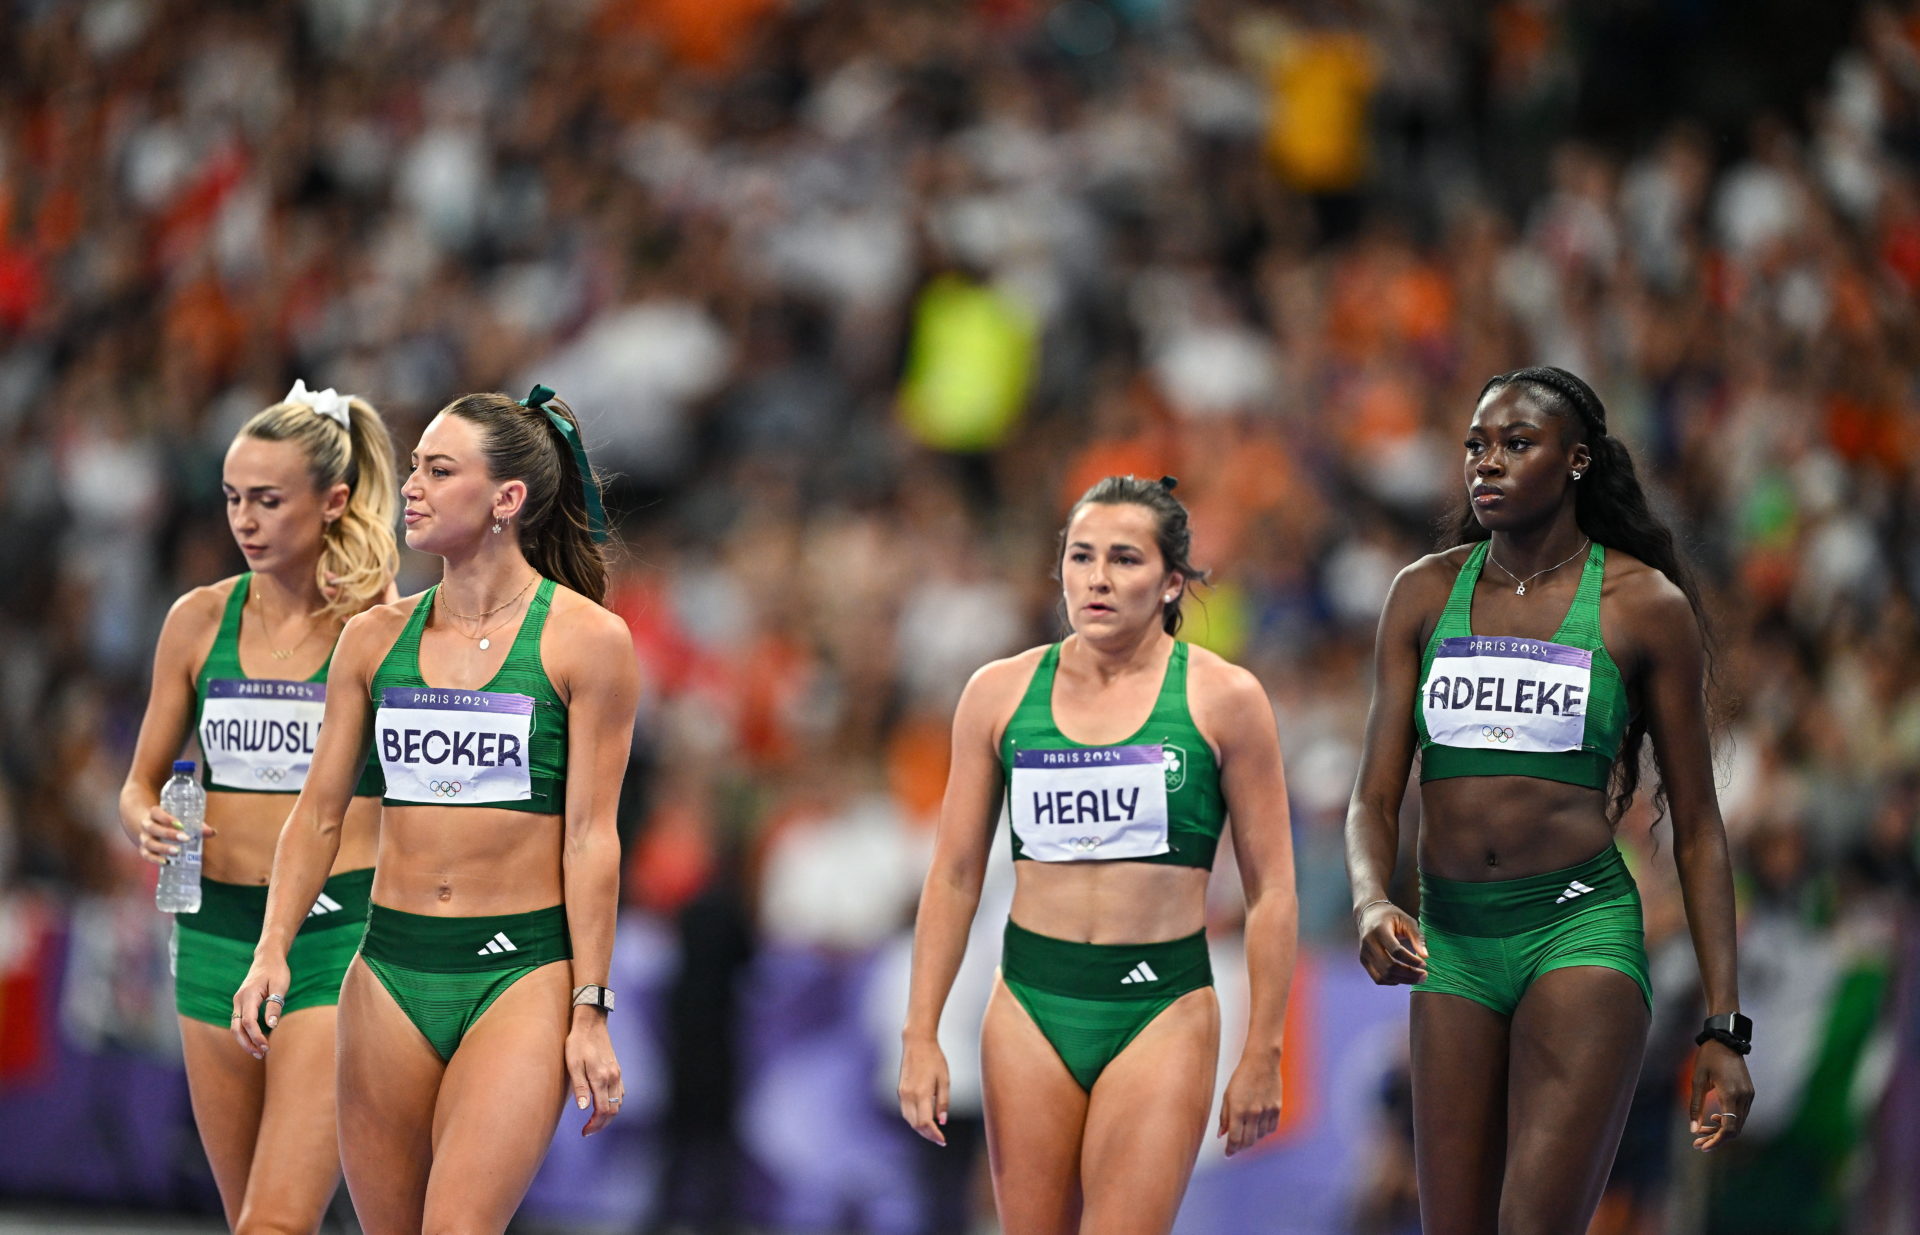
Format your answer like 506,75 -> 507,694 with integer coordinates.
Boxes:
179,1016 -> 267,1228
1409,992 -> 1511,1235
1078,986 -> 1219,1235
235,1006 -> 342,1234
335,956 -> 443,1235
980,977 -> 1089,1235
420,960 -> 572,1235
1501,966 -> 1649,1235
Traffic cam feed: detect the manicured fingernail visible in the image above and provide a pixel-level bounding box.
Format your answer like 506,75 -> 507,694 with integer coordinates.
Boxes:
577,1096 -> 588,1110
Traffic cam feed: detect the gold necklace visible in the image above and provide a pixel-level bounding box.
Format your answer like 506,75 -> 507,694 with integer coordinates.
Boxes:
1487,537 -> 1590,596
439,575 -> 538,651
250,589 -> 327,661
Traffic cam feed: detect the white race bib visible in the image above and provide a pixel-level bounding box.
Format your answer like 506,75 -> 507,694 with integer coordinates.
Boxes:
376,687 -> 534,805
1010,744 -> 1171,862
1422,636 -> 1591,753
199,679 -> 325,791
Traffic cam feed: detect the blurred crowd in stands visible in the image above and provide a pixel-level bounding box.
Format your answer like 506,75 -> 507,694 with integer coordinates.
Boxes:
1,0 -> 1916,1231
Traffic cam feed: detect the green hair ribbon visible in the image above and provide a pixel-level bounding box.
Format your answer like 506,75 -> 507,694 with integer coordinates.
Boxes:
519,384 -> 610,543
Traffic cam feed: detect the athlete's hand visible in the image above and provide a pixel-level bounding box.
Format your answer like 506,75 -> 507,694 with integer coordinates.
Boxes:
133,805 -> 216,866
566,1010 -> 623,1136
898,1034 -> 951,1147
1688,1041 -> 1753,1152
1218,1051 -> 1283,1156
1356,901 -> 1427,985
231,953 -> 290,1059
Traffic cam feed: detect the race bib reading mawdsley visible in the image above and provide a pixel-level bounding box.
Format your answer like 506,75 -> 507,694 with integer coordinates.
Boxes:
376,687 -> 534,805
1010,745 -> 1171,862
199,680 -> 326,790
1422,636 -> 1591,753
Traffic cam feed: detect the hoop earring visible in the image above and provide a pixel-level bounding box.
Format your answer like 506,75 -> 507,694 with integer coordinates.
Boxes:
1571,471 -> 1584,480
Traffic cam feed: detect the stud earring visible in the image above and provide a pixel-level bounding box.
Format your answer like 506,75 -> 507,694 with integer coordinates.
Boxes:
1164,593 -> 1178,604
1571,470 -> 1584,480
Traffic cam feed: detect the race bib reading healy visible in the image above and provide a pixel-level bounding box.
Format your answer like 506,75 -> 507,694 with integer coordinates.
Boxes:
200,680 -> 325,790
1422,636 -> 1591,753
1010,745 -> 1171,862
376,687 -> 534,805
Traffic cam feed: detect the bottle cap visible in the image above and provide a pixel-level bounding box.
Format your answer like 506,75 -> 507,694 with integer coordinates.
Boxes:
172,760 -> 196,774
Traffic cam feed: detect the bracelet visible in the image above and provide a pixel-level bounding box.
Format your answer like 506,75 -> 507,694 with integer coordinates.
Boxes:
1354,898 -> 1397,918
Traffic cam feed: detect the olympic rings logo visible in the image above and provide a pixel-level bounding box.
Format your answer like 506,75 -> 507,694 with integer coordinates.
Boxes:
428,780 -> 464,798
253,767 -> 287,784
1481,726 -> 1516,743
1069,836 -> 1103,851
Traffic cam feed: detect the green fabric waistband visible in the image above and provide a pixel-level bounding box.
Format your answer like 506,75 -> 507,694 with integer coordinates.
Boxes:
175,868 -> 373,941
1420,845 -> 1636,937
361,902 -> 571,972
1420,745 -> 1613,790
1002,919 -> 1212,1002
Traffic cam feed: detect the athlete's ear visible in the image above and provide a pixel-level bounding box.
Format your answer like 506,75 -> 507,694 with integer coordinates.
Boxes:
492,478 -> 529,523
320,480 -> 350,526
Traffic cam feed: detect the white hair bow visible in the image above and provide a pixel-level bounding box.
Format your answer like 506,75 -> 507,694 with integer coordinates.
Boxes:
284,379 -> 352,429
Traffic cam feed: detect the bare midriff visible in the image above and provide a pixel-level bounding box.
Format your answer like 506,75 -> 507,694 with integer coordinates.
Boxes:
1419,774 -> 1615,882
368,804 -> 563,916
203,791 -> 380,885
1010,860 -> 1210,945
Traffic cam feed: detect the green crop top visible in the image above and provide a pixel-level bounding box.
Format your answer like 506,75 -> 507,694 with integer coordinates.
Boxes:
368,578 -> 567,813
193,574 -> 384,797
1000,641 -> 1226,869
1415,541 -> 1630,790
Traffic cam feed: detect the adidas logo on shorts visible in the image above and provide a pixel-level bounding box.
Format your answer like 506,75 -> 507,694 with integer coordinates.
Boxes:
307,893 -> 343,917
1555,879 -> 1596,904
1120,961 -> 1159,985
477,931 -> 518,955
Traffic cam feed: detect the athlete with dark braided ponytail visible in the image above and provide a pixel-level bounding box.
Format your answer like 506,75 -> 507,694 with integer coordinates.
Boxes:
900,476 -> 1298,1235
1345,367 -> 1753,1234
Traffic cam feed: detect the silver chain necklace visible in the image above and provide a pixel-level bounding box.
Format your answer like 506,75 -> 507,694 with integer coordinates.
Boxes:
1488,537 -> 1590,596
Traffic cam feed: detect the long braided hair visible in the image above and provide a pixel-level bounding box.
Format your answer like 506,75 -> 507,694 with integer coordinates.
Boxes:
1442,366 -> 1717,826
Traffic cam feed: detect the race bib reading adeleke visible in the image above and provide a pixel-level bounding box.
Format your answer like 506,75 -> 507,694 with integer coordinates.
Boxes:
1422,636 -> 1591,752
376,687 -> 533,804
200,679 -> 326,790
1011,745 -> 1171,862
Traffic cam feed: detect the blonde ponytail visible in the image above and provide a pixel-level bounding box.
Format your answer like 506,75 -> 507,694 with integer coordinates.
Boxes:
239,392 -> 400,618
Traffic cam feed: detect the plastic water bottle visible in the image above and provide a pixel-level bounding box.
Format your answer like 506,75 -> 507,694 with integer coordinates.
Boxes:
156,760 -> 205,914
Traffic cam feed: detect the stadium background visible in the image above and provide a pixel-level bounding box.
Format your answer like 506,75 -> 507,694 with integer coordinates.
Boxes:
0,0 -> 1916,1232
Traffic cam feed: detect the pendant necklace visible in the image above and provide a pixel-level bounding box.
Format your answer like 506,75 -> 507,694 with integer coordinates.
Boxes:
440,575 -> 538,650
251,589 -> 327,661
1487,538 -> 1590,596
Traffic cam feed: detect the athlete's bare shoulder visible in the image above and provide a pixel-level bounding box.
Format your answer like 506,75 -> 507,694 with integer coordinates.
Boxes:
1377,545 -> 1473,640
955,644 -> 1048,742
544,582 -> 630,644
1184,643 -> 1266,708
155,576 -> 240,673
335,590 -> 426,662
1597,548 -> 1698,652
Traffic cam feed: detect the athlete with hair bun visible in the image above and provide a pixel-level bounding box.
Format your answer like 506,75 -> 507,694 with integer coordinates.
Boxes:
120,381 -> 399,1232
900,475 -> 1299,1235
1345,366 -> 1754,1235
230,386 -> 637,1235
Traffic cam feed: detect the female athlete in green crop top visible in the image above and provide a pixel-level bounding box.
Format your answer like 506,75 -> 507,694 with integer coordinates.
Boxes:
232,388 -> 637,1235
901,476 -> 1298,1235
1344,368 -> 1752,1235
119,383 -> 399,1233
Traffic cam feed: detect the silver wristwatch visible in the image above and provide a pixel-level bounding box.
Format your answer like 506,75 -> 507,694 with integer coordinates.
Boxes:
571,984 -> 615,1012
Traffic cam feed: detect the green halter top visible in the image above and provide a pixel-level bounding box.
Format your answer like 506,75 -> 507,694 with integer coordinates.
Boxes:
192,574 -> 383,796
1000,641 -> 1226,869
369,578 -> 568,813
1415,541 -> 1630,790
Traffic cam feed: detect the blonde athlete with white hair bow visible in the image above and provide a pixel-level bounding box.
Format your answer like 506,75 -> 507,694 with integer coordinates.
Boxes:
120,382 -> 399,1232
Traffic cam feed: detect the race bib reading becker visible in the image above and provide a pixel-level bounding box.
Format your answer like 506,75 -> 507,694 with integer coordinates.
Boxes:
376,687 -> 534,805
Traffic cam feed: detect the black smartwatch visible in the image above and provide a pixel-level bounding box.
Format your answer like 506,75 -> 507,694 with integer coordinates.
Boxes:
1694,1012 -> 1752,1055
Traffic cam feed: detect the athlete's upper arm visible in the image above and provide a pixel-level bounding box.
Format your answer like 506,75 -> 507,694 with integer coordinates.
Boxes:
552,600 -> 640,838
1627,574 -> 1719,831
296,606 -> 389,821
1350,555 -> 1448,812
1194,656 -> 1294,903
125,587 -> 222,794
928,655 -> 1027,879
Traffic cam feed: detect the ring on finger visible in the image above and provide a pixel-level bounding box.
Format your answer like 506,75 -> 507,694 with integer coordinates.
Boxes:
264,993 -> 285,1006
